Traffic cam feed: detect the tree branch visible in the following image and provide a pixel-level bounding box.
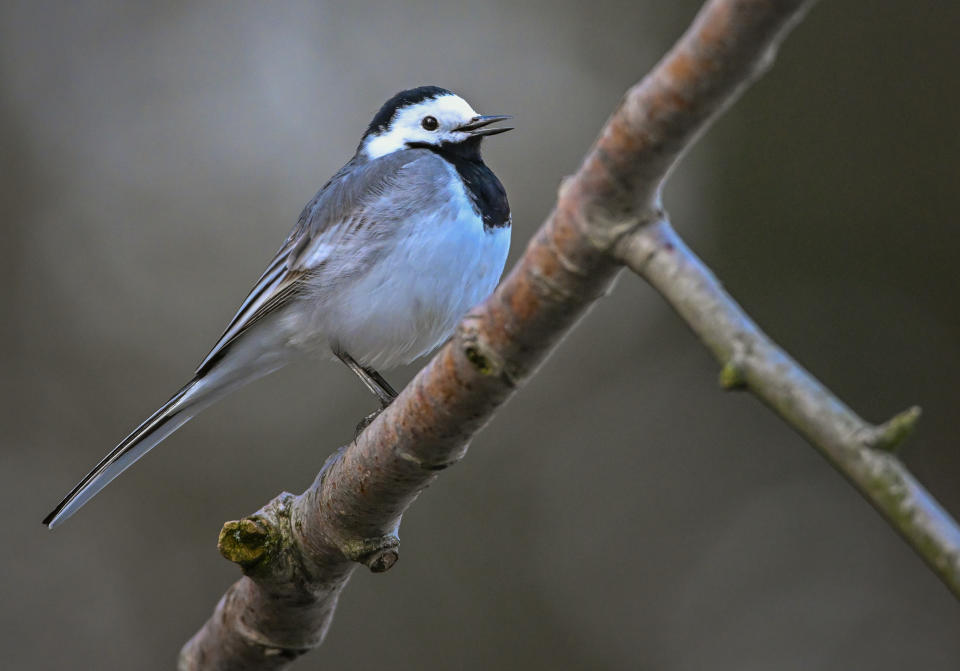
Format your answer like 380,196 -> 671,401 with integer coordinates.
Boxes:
180,0 -> 957,667
615,216 -> 960,595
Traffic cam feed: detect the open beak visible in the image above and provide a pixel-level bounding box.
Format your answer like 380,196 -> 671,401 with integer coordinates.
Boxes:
456,114 -> 513,137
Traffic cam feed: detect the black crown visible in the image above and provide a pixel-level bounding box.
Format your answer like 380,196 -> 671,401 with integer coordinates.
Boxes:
363,86 -> 454,138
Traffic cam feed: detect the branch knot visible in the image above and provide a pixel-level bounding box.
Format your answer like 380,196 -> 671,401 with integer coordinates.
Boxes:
340,535 -> 401,573
217,492 -> 295,575
458,319 -> 518,387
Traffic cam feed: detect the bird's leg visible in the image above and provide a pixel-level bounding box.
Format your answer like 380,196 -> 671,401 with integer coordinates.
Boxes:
334,349 -> 398,407
360,366 -> 399,406
334,350 -> 398,436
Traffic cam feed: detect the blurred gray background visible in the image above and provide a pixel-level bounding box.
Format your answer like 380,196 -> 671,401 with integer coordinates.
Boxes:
3,1 -> 959,669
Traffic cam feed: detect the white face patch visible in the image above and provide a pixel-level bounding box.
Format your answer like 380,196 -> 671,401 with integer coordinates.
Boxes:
363,94 -> 480,159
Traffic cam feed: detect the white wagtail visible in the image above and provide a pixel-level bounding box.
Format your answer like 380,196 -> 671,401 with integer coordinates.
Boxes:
44,86 -> 512,529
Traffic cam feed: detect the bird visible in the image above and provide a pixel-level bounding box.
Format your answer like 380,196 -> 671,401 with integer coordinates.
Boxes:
43,85 -> 512,529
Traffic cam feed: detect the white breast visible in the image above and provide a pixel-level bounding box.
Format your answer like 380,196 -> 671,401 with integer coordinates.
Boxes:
292,163 -> 510,369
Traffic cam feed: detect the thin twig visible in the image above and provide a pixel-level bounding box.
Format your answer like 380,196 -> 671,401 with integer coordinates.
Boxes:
615,216 -> 960,595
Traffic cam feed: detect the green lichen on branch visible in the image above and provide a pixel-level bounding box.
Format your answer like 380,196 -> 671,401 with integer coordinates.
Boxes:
216,493 -> 295,574
464,345 -> 494,375
218,518 -> 273,568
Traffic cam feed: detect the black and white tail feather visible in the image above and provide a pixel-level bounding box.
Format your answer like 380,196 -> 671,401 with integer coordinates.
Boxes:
42,381 -> 198,528
43,230 -> 304,529
42,253 -> 298,529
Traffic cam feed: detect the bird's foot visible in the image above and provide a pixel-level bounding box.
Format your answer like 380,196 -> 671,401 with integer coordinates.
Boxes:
354,402 -> 391,438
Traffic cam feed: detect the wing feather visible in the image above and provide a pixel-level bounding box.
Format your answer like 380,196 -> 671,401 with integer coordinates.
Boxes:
194,150 -> 438,376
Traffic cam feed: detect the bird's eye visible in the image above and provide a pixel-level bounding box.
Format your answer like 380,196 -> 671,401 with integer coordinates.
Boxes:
421,116 -> 439,131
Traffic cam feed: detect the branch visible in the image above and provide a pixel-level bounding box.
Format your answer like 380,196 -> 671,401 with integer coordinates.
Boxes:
181,0 -> 958,667
615,216 -> 960,595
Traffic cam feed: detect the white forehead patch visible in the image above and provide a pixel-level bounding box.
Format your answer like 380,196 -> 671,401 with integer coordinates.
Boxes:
363,94 -> 479,160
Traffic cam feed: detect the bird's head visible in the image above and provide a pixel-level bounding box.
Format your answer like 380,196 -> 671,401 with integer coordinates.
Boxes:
360,86 -> 512,160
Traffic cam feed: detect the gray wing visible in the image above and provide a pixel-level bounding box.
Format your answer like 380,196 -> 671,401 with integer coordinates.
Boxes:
195,149 -> 452,375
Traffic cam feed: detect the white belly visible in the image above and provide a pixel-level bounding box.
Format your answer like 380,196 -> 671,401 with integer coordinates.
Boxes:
289,187 -> 510,369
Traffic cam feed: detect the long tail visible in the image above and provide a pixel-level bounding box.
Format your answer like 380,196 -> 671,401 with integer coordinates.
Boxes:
43,378 -> 207,529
